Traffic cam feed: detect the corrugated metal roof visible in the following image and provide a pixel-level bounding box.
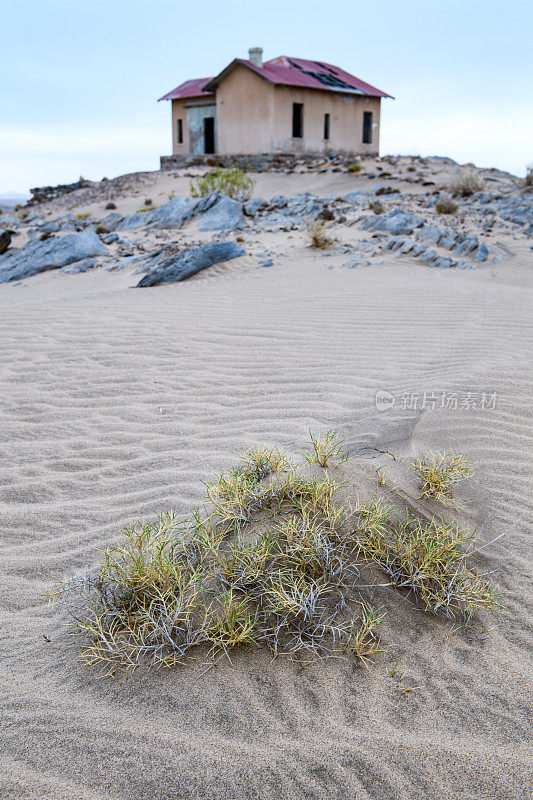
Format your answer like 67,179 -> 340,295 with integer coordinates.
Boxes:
158,78 -> 214,102
159,56 -> 392,102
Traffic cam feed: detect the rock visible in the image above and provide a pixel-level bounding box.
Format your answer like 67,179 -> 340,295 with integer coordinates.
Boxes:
119,208 -> 156,230
59,257 -> 99,274
316,207 -> 335,221
473,244 -> 489,262
101,233 -> 120,245
40,221 -> 61,233
105,202 -> 117,210
0,231 -> 107,283
196,196 -> 245,231
411,244 -> 427,257
137,241 -> 245,287
419,249 -> 438,264
343,190 -> 370,204
257,257 -> 273,268
243,198 -> 268,216
433,257 -> 455,269
416,224 -> 442,245
360,209 -> 424,236
0,228 -> 15,255
454,235 -> 479,256
98,212 -> 124,232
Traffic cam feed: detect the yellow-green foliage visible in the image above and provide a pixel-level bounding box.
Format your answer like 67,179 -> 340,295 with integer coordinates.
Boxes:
348,163 -> 362,173
50,437 -> 496,673
305,430 -> 349,468
190,166 -> 253,200
413,451 -> 472,505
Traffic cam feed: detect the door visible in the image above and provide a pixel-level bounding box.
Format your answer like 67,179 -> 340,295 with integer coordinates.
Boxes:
204,117 -> 215,154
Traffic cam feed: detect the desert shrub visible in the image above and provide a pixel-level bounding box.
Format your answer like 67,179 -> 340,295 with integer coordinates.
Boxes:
413,451 -> 472,505
50,438 -> 496,673
449,169 -> 485,197
435,193 -> 459,214
354,514 -> 498,616
523,165 -> 533,192
348,163 -> 362,173
369,200 -> 385,214
76,213 -> 90,220
305,219 -> 333,249
190,166 -> 253,200
305,430 -> 349,468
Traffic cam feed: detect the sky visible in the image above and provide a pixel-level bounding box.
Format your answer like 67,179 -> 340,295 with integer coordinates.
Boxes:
1,0 -> 532,196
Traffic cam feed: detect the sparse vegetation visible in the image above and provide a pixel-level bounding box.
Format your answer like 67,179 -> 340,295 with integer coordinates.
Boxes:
413,451 -> 473,505
449,169 -> 485,197
348,163 -> 362,173
50,439 -> 496,674
435,193 -> 459,214
369,200 -> 385,214
76,213 -> 90,220
305,430 -> 349,468
190,166 -> 253,200
305,219 -> 333,249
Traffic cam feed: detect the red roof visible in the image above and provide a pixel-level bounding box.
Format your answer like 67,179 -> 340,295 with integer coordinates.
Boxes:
159,55 -> 392,101
158,78 -> 214,102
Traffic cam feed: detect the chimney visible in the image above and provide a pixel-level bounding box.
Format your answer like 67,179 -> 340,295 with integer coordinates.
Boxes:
248,47 -> 263,68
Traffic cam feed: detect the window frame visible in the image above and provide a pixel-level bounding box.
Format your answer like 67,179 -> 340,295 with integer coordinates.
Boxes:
177,118 -> 183,144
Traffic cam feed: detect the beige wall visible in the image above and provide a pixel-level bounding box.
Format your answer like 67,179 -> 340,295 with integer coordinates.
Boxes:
169,65 -> 382,156
215,66 -> 275,154
272,86 -> 381,155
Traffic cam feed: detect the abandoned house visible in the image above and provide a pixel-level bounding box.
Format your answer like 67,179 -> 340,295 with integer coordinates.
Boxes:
159,48 -> 392,160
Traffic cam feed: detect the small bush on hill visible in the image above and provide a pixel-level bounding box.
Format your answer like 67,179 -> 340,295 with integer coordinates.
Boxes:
435,193 -> 459,214
348,163 -> 362,173
449,169 -> 485,197
190,167 -> 253,200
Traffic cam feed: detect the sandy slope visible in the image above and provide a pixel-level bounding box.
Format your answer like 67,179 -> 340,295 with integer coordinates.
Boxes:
0,168 -> 532,800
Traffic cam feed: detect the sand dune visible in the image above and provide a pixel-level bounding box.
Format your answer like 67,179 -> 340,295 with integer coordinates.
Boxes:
1,166 -> 532,799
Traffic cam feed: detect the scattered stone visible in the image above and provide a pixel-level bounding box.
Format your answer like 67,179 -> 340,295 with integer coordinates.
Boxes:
59,257 -> 99,274
0,231 -> 108,283
106,202 -> 117,210
101,233 -> 120,245
137,241 -> 245,287
473,244 -> 489,262
416,225 -> 442,245
196,196 -> 245,231
360,209 -> 424,236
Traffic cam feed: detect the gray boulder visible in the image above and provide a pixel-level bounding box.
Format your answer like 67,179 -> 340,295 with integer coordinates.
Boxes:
0,231 -> 107,283
416,224 -> 442,245
137,241 -> 245,287
343,190 -> 370,204
360,209 -> 424,236
40,221 -> 60,233
197,195 -> 245,231
59,257 -> 99,274
473,244 -> 489,262
244,198 -> 268,216
98,212 -> 124,232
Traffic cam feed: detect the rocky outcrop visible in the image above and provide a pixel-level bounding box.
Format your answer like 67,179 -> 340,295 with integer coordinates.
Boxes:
0,232 -> 107,282
197,196 -> 245,231
360,209 -> 425,236
136,241 -> 245,287
0,228 -> 15,255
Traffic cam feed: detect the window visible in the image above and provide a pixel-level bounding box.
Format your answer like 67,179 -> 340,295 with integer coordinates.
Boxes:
324,113 -> 330,141
363,111 -> 372,144
177,118 -> 183,144
292,103 -> 303,138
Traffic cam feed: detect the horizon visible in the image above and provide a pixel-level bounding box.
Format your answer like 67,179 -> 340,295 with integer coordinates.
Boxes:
1,0 -> 531,194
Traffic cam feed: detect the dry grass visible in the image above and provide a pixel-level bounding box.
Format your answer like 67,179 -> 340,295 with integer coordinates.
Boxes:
435,193 -> 459,214
50,438 -> 497,673
413,451 -> 473,505
369,200 -> 385,215
449,169 -> 485,197
190,167 -> 253,200
305,219 -> 334,249
523,165 -> 533,192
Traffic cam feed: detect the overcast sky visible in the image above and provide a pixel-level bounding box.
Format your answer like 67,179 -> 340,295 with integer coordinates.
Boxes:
1,0 -> 531,195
